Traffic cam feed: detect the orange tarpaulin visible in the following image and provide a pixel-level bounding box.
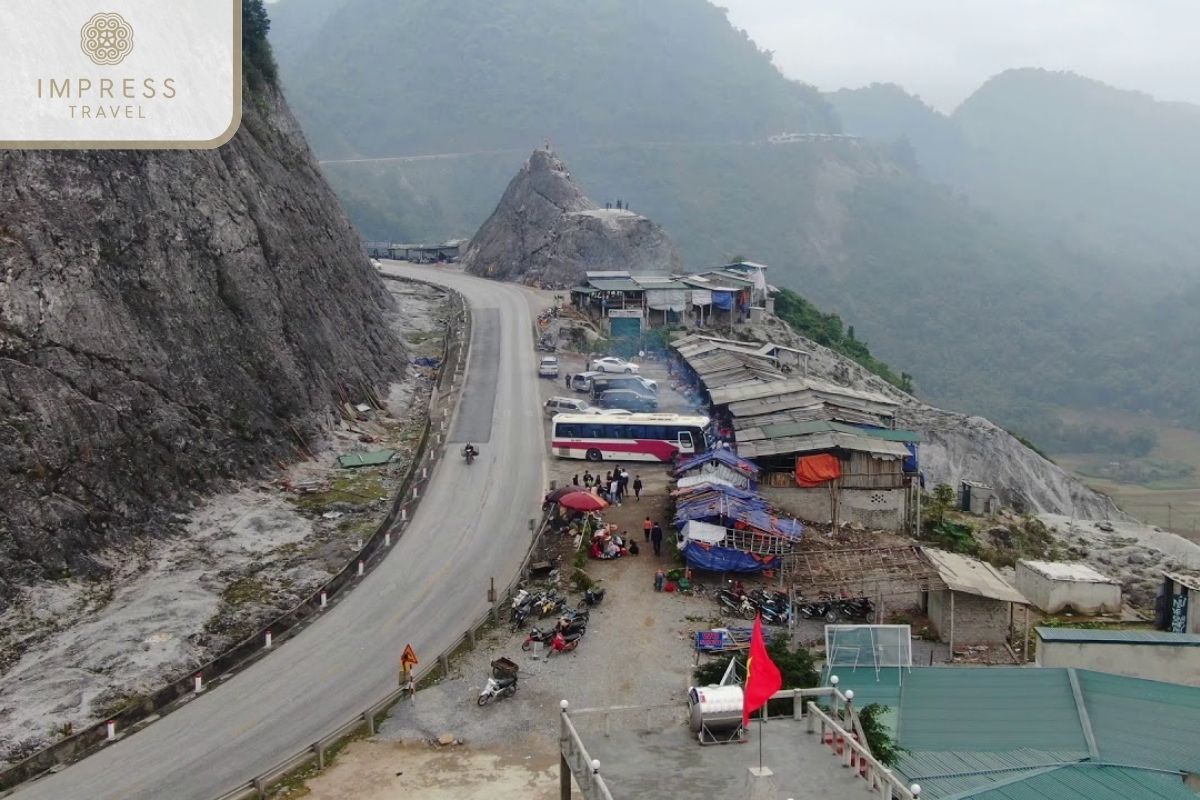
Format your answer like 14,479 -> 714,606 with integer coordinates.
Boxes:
795,454 -> 841,487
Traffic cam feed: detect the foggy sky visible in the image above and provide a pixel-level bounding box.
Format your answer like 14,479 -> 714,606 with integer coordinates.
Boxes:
718,0 -> 1200,112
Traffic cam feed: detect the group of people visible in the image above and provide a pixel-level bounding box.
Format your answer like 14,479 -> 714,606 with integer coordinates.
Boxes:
573,467 -> 642,505
589,528 -> 635,559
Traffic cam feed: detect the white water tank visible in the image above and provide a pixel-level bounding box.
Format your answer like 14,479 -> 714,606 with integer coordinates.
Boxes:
688,685 -> 744,733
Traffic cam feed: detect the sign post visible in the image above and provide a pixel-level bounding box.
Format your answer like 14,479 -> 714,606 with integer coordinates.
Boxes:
400,643 -> 419,696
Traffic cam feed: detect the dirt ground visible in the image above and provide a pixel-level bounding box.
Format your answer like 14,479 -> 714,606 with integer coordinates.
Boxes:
0,281 -> 450,766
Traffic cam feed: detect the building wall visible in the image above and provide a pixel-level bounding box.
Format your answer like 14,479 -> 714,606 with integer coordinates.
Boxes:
926,590 -> 1011,645
1014,564 -> 1122,614
1036,640 -> 1200,687
761,486 -> 906,532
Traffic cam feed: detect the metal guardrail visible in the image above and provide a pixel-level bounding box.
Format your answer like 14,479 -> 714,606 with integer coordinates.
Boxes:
0,280 -> 469,796
806,700 -> 914,800
559,707 -> 617,800
207,277 -> 556,800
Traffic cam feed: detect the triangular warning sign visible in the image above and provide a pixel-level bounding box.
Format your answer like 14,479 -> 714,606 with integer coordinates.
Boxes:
401,643 -> 419,667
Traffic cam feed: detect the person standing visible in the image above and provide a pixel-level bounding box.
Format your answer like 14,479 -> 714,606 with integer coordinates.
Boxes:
643,516 -> 653,542
632,475 -> 643,502
609,477 -> 621,506
583,470 -> 593,488
650,522 -> 664,556
565,373 -> 572,389
572,473 -> 579,486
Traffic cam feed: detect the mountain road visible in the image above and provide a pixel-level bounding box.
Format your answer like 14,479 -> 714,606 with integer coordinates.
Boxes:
12,263 -> 546,800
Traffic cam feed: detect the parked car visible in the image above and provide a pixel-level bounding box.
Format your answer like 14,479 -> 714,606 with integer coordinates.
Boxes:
570,371 -> 603,392
591,374 -> 658,397
543,397 -> 599,417
538,355 -> 560,378
589,356 -> 640,374
597,389 -> 659,412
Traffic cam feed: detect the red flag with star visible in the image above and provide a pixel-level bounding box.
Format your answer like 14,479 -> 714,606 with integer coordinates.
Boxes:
742,614 -> 782,727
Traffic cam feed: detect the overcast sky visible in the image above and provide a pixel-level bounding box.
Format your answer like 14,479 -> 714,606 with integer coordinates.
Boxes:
718,0 -> 1200,112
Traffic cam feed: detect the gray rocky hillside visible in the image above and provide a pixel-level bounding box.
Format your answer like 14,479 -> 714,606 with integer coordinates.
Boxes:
0,78 -> 405,603
744,315 -> 1118,519
462,148 -> 682,287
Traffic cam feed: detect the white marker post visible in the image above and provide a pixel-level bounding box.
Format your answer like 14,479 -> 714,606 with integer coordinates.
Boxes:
264,630 -> 273,649
106,721 -> 116,741
357,560 -> 365,577
194,674 -> 203,693
320,591 -> 328,608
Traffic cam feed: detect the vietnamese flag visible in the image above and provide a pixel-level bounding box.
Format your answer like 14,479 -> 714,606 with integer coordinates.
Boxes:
742,614 -> 782,727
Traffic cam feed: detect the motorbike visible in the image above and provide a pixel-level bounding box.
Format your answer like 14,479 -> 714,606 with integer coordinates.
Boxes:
797,595 -> 841,623
462,445 -> 478,464
580,587 -> 606,607
536,593 -> 566,618
548,630 -> 584,655
477,658 -> 519,706
836,596 -> 875,621
716,588 -> 756,620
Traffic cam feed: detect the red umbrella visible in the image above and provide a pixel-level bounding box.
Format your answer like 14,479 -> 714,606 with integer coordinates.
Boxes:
544,486 -> 577,504
557,491 -> 609,512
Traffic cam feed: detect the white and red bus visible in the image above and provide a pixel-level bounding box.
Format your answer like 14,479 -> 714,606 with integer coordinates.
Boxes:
551,412 -> 711,462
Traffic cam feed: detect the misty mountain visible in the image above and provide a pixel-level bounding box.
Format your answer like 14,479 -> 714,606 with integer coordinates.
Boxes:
831,69 -> 1200,297
269,0 -> 1200,437
271,0 -> 836,158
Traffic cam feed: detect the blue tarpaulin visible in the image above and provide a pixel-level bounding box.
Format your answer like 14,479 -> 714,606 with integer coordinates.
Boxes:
712,291 -> 735,310
683,541 -> 779,573
674,483 -> 760,503
674,450 -> 760,479
673,487 -> 803,540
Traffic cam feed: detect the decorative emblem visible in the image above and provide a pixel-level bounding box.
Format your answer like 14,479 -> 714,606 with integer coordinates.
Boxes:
80,12 -> 134,66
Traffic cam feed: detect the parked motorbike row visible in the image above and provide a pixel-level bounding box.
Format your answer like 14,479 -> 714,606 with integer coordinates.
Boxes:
796,594 -> 875,623
714,583 -> 875,625
715,585 -> 791,625
507,586 -> 605,656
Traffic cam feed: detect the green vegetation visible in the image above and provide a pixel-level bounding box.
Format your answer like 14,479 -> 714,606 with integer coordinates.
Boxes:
858,704 -> 903,766
1076,458 -> 1195,488
243,0 -> 278,90
693,633 -> 819,692
773,288 -> 912,391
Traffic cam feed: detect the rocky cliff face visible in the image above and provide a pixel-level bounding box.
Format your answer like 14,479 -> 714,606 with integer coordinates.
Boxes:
747,315 -> 1118,519
462,148 -> 682,286
0,81 -> 405,602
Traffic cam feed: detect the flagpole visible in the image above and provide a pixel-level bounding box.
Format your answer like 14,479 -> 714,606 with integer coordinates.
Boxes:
758,704 -> 764,770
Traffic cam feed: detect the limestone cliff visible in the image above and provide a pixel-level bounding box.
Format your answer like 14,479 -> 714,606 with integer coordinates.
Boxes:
0,81 -> 405,601
746,315 -> 1118,519
462,148 -> 682,286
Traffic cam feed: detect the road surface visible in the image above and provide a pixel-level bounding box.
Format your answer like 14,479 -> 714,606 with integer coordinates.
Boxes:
14,264 -> 546,800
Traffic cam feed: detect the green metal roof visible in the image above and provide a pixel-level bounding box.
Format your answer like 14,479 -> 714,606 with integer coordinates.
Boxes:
759,419 -> 920,442
336,449 -> 395,468
1079,669 -> 1200,774
899,751 -> 1087,799
1036,628 -> 1200,646
896,668 -> 1090,754
959,765 -> 1198,800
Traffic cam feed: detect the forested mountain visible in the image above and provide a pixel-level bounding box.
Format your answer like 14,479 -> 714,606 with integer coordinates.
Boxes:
272,0 -> 836,158
269,0 -> 1200,439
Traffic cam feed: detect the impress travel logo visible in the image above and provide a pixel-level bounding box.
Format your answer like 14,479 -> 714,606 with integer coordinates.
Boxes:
0,1 -> 241,149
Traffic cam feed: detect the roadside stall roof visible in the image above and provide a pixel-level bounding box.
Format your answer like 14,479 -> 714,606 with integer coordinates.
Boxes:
674,449 -> 761,478
736,431 -> 911,460
673,489 -> 803,540
921,547 -> 1028,604
736,420 -> 920,444
587,277 -> 643,292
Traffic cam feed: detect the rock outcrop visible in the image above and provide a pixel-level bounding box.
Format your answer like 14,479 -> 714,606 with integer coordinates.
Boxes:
462,148 -> 682,286
0,79 -> 405,602
746,315 -> 1118,519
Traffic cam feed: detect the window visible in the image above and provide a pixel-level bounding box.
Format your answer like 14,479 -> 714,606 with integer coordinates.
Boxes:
556,423 -> 580,438
586,425 -> 604,439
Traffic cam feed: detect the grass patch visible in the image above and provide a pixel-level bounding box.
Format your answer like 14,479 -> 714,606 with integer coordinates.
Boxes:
291,470 -> 391,512
222,576 -> 270,606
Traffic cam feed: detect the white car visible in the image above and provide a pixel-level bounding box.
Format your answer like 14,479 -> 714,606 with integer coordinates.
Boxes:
589,356 -> 640,374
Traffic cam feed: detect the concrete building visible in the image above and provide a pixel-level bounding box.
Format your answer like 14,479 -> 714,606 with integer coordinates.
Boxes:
1015,559 -> 1122,615
922,548 -> 1030,650
1159,572 -> 1200,634
1035,627 -> 1200,686
959,480 -> 998,515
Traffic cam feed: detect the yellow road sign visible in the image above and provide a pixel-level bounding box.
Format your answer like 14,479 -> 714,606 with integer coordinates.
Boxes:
401,643 -> 419,668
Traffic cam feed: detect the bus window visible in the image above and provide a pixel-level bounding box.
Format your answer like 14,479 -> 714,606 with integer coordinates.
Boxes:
677,429 -> 694,452
586,425 -> 604,439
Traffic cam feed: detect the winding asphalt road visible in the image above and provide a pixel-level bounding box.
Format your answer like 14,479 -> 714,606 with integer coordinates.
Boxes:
14,264 -> 546,800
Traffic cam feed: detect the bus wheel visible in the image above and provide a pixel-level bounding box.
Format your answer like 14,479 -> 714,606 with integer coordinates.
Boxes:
586,448 -> 603,462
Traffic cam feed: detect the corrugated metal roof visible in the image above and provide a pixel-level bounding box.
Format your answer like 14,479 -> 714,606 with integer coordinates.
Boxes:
588,277 -> 643,292
1163,572 -> 1200,592
897,751 -> 1084,799
1079,669 -> 1200,774
739,419 -> 919,443
735,431 -> 911,459
1036,628 -> 1200,646
1019,560 -> 1118,584
336,449 -> 395,468
959,765 -> 1197,800
709,377 -> 898,407
922,548 -> 1028,604
897,668 -> 1087,754
631,277 -> 687,290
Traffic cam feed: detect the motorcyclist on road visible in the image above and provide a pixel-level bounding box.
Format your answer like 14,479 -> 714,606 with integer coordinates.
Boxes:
463,442 -> 478,459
